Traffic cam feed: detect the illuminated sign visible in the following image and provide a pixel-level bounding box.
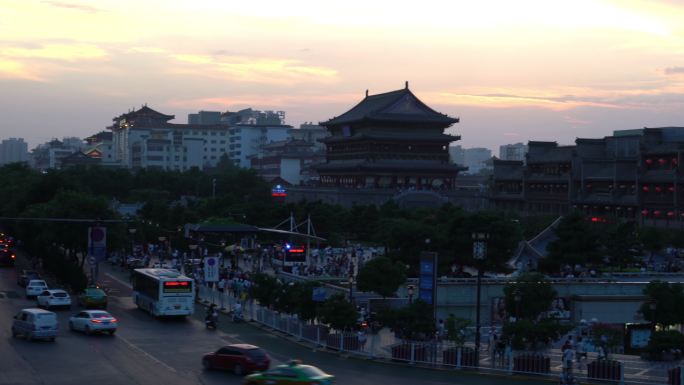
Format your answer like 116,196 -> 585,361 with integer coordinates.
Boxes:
163,281 -> 192,293
271,184 -> 287,197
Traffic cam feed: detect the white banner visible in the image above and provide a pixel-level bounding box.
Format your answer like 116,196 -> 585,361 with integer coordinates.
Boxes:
204,256 -> 219,282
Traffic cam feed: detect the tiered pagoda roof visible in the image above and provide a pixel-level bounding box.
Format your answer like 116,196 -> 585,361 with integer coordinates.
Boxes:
321,84 -> 459,127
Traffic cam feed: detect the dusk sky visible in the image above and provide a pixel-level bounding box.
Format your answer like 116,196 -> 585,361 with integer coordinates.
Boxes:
1,0 -> 683,152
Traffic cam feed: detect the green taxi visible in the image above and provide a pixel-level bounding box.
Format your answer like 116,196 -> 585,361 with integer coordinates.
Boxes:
78,287 -> 108,309
243,361 -> 334,385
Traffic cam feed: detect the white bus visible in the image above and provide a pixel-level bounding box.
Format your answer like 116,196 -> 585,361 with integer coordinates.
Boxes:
132,269 -> 195,317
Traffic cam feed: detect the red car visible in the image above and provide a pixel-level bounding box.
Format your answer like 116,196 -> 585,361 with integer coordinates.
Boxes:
202,344 -> 270,375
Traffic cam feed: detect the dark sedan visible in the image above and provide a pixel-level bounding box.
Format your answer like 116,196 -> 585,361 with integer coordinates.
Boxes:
202,344 -> 270,375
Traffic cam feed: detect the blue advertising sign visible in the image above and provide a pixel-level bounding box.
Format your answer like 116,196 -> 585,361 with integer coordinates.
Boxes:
312,287 -> 328,302
418,251 -> 438,308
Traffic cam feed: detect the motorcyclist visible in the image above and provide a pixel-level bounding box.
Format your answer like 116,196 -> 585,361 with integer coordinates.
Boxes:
206,304 -> 218,324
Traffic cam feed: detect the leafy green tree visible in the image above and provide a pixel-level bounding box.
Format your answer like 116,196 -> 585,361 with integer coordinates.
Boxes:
290,281 -> 322,322
380,300 -> 436,341
445,314 -> 471,346
319,294 -> 357,331
640,280 -> 684,327
503,272 -> 557,321
603,221 -> 640,269
544,212 -> 600,273
356,256 -> 406,298
250,273 -> 282,308
640,227 -> 664,259
503,318 -> 571,350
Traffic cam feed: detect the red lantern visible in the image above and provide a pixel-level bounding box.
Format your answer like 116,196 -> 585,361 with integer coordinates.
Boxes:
654,210 -> 662,216
642,209 -> 649,215
659,158 -> 667,165
643,186 -> 649,192
668,211 -> 675,217
656,186 -> 663,193
669,186 -> 675,192
646,159 -> 653,165
672,158 -> 678,165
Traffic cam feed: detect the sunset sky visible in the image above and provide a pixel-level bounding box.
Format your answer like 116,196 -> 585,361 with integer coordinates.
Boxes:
1,0 -> 683,152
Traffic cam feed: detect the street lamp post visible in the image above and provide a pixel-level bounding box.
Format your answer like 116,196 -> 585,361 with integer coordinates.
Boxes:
188,244 -> 198,275
128,228 -> 137,257
407,284 -> 415,304
158,236 -> 167,261
649,300 -> 657,334
514,290 -> 522,321
348,275 -> 354,303
472,232 -> 489,362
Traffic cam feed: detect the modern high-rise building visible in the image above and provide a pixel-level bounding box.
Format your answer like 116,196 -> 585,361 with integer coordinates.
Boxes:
499,142 -> 528,162
0,138 -> 29,165
450,146 -> 492,174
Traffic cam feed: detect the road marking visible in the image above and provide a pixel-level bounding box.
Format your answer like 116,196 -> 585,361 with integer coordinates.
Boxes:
118,335 -> 177,373
105,272 -> 133,289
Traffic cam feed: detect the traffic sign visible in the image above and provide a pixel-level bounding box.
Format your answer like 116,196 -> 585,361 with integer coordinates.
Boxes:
204,256 -> 219,282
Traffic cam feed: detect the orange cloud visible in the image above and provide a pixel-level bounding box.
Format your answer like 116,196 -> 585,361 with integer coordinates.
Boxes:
169,54 -> 337,85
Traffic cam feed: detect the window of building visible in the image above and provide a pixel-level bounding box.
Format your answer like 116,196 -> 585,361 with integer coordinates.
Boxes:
210,132 -> 216,136
202,131 -> 208,136
211,140 -> 216,144
211,148 -> 216,152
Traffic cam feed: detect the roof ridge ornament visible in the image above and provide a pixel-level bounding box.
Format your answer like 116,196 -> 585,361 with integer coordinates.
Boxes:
405,81 -> 409,89
365,89 -> 368,98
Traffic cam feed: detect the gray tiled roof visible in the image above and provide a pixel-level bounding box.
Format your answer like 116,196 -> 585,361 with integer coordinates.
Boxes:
321,88 -> 458,126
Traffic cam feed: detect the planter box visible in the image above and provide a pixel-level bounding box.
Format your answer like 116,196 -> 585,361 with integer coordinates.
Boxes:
513,353 -> 550,374
443,347 -> 478,367
587,360 -> 622,381
326,334 -> 360,351
391,343 -> 427,362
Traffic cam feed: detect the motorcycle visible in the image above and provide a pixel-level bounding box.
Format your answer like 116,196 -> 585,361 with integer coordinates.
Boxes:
205,311 -> 218,330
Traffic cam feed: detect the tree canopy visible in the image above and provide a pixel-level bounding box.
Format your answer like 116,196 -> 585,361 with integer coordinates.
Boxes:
356,256 -> 406,298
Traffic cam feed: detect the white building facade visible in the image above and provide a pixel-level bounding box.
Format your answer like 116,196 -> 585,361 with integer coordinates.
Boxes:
499,142 -> 528,162
110,106 -> 291,170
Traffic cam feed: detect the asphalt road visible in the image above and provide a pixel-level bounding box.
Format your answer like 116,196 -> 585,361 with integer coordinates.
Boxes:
0,263 -> 552,385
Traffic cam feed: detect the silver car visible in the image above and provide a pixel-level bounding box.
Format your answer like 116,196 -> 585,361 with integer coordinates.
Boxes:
68,310 -> 118,335
36,289 -> 72,310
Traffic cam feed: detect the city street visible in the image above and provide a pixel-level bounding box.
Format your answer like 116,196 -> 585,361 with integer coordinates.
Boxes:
0,263 -> 549,385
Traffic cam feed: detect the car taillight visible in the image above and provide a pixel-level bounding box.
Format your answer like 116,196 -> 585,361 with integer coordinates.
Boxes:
91,319 -> 102,323
110,318 -> 118,323
11,254 -> 15,259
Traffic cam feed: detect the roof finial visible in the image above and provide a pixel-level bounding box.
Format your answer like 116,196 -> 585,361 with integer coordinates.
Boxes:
405,81 -> 409,89
365,89 -> 368,97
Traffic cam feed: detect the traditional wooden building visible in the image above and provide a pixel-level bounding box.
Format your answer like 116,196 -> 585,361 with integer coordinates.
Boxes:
316,83 -> 465,190
491,127 -> 684,227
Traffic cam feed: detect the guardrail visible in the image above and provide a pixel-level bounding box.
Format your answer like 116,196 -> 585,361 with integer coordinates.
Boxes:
195,284 -> 670,385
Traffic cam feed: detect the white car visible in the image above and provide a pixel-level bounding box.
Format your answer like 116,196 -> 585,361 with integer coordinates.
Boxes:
69,310 -> 118,335
25,280 -> 48,298
36,289 -> 72,310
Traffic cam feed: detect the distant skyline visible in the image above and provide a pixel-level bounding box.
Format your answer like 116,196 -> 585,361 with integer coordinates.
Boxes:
1,0 -> 683,151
